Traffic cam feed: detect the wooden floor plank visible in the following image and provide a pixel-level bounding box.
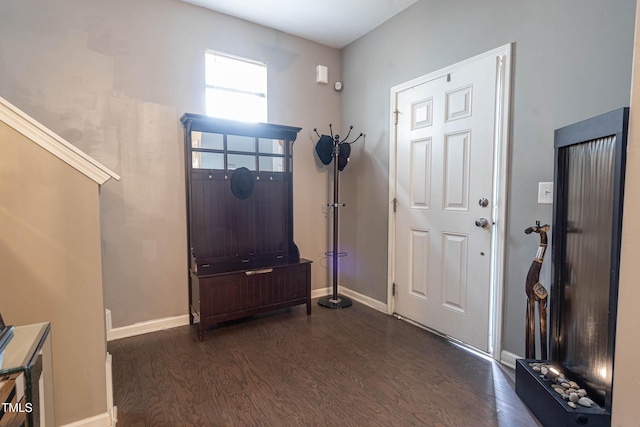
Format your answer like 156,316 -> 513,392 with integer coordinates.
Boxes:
109,300 -> 541,426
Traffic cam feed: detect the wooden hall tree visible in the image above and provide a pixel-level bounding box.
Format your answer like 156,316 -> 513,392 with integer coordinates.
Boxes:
181,114 -> 311,341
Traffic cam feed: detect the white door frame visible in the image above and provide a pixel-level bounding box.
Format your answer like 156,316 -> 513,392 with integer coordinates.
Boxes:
387,43 -> 512,360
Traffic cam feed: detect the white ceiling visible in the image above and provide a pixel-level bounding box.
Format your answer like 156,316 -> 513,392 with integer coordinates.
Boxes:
181,0 -> 419,49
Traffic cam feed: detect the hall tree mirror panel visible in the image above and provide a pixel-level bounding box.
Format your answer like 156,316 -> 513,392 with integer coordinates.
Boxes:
181,114 -> 311,341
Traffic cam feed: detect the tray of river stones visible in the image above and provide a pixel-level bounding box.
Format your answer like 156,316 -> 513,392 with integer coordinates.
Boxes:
529,362 -> 598,410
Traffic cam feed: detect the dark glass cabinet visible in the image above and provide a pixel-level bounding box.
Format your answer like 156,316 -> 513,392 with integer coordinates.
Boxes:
0,322 -> 53,426
180,114 -> 311,341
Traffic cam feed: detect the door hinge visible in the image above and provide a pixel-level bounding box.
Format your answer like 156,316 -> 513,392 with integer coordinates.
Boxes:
393,109 -> 399,125
392,283 -> 397,296
393,198 -> 398,213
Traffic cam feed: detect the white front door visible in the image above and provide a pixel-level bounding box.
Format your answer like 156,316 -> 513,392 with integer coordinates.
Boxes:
391,48 -> 510,353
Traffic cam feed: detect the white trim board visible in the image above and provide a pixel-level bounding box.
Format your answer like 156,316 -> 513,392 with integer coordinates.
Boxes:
500,349 -> 521,370
311,287 -> 331,300
312,286 -> 388,314
107,314 -> 190,342
105,353 -> 118,426
0,95 -> 120,185
59,412 -> 113,427
107,289 -> 388,342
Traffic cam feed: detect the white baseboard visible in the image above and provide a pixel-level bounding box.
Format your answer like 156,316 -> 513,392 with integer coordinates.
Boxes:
312,285 -> 388,314
59,412 -> 113,427
311,287 -> 332,299
105,309 -> 112,332
339,286 -> 388,313
105,353 -> 118,425
500,349 -> 522,369
107,314 -> 190,342
106,288 -> 388,342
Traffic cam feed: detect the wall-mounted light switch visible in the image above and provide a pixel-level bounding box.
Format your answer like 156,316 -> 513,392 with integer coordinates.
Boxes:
538,182 -> 553,204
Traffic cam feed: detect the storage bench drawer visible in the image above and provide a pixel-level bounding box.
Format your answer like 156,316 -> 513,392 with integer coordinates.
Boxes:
190,260 -> 311,341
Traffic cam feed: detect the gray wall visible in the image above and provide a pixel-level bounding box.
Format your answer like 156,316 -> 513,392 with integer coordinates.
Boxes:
340,0 -> 636,356
1,0 -> 635,360
0,0 -> 341,328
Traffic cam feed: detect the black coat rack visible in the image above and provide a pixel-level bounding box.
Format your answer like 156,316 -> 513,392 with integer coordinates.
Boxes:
314,124 -> 363,309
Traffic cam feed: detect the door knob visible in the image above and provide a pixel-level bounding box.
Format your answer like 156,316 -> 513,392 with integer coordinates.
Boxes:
475,218 -> 489,228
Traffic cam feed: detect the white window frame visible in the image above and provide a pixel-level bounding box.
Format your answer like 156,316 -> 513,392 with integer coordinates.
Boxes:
205,50 -> 267,122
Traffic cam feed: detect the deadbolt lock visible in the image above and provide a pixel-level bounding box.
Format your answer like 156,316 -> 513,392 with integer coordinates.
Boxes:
479,198 -> 489,208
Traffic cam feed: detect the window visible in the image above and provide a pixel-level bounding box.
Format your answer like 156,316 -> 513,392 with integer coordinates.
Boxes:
205,51 -> 267,122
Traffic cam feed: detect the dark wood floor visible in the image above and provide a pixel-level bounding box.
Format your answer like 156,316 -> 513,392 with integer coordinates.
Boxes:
108,300 -> 541,426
